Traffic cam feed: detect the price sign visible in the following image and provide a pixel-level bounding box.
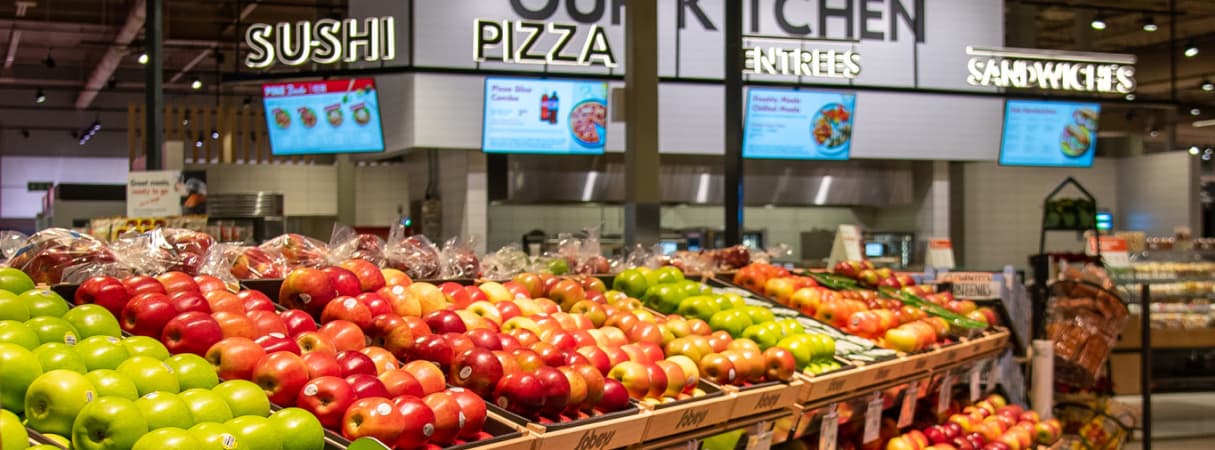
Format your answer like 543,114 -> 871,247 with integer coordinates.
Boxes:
819,403 -> 839,450
937,373 -> 954,414
1087,236 -> 1130,268
969,363 -> 983,402
926,238 -> 956,269
828,225 -> 864,268
936,272 -> 1000,300
863,392 -> 883,443
898,382 -> 918,428
746,430 -> 773,450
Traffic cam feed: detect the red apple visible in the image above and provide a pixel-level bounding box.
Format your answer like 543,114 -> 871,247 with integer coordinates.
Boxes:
280,309 -> 319,336
322,266 -> 362,297
123,275 -> 166,297
423,391 -> 462,444
340,259 -> 387,292
448,388 -> 488,439
345,373 -> 391,399
253,351 -> 309,405
295,331 -> 337,355
318,320 -> 367,352
762,347 -> 797,382
321,296 -> 373,330
121,292 -> 176,337
169,290 -> 211,314
366,314 -> 406,346
357,293 -> 393,317
424,310 -> 467,334
379,369 -> 425,398
402,360 -> 446,395
534,366 -> 571,418
205,336 -> 267,380
280,267 -> 339,317
194,275 -> 227,294
256,332 -> 302,354
465,328 -> 503,351
301,350 -> 342,378
336,350 -> 378,377
76,276 -> 130,318
596,378 -> 630,412
360,346 -> 401,373
411,334 -> 454,369
236,289 -> 275,313
493,372 -> 546,419
297,375 -> 356,429
157,271 -> 200,294
450,347 -> 503,398
342,397 -> 406,443
213,310 -> 259,340
161,311 -> 223,356
248,309 -> 290,336
391,395 -> 437,449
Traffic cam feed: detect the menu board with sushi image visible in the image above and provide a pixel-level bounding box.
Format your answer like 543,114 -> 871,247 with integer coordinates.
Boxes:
743,88 -> 856,160
262,78 -> 385,155
999,100 -> 1100,167
482,78 -> 608,154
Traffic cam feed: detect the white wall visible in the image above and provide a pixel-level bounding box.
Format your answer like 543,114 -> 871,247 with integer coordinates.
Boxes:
1,156 -> 130,218
199,164 -> 338,216
354,164 -> 411,226
1116,152 -> 1200,236
961,159 -> 1121,270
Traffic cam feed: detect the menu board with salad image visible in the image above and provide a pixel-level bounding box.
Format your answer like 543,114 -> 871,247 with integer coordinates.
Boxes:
999,100 -> 1100,167
482,77 -> 608,154
743,88 -> 856,160
262,78 -> 385,155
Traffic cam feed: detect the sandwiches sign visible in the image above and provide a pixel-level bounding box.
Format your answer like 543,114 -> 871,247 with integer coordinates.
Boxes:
965,46 -> 1136,94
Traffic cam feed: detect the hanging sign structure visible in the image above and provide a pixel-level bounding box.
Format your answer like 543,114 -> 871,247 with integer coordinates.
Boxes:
245,17 -> 397,69
966,46 -> 1135,94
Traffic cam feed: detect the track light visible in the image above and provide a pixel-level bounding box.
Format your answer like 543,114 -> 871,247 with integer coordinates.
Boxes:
190,78 -> 202,90
1125,93 -> 1135,101
1090,15 -> 1106,30
1202,80 -> 1214,92
1186,41 -> 1199,58
34,88 -> 45,104
1192,108 -> 1202,116
92,120 -> 101,131
1149,127 -> 1160,138
1191,146 -> 1201,155
1142,17 -> 1158,32
138,52 -> 148,64
42,51 -> 55,68
195,133 -> 204,148
211,129 -> 219,140
182,112 -> 190,127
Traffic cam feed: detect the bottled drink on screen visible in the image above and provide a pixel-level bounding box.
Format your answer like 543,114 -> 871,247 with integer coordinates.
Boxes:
549,91 -> 559,124
540,93 -> 550,122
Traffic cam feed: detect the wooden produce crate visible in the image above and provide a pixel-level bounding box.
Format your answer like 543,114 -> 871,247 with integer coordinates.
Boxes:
487,399 -> 647,450
797,354 -> 918,403
296,407 -> 532,450
638,380 -> 736,441
721,379 -> 803,418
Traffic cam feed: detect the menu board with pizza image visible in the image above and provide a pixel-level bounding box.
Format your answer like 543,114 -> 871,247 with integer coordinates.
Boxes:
482,77 -> 608,154
262,78 -> 385,155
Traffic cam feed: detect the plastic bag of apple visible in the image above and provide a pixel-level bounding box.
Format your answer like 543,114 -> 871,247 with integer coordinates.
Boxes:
4,228 -> 118,285
328,223 -> 387,267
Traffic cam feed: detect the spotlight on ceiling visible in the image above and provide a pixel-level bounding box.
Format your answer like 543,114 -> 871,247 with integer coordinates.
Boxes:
1192,108 -> 1202,116
1202,79 -> 1214,92
34,88 -> 46,104
1149,127 -> 1160,138
1091,16 -> 1107,30
1125,93 -> 1136,101
1186,41 -> 1199,58
138,52 -> 148,64
1142,16 -> 1158,32
211,129 -> 219,140
191,78 -> 202,90
1191,146 -> 1201,155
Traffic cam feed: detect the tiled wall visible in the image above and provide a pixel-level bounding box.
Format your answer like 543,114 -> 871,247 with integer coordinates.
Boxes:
961,159 -> 1120,270
1117,152 -> 1199,236
354,164 -> 411,226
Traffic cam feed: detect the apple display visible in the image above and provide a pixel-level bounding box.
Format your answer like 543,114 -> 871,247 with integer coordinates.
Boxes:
212,379 -> 271,418
116,355 -> 180,396
296,376 -> 356,429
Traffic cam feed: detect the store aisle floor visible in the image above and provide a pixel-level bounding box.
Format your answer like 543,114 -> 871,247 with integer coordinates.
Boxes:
1116,392 -> 1215,448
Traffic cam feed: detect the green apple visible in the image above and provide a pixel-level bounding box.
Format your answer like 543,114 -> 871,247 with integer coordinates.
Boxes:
212,380 -> 270,418
270,407 -> 325,450
62,305 -> 121,338
117,356 -> 180,396
0,290 -> 30,321
136,391 -> 195,430
709,309 -> 753,338
179,388 -> 234,423
612,269 -> 649,299
75,336 -> 130,371
25,316 -> 79,345
711,295 -> 736,311
741,306 -> 776,325
677,295 -> 721,321
33,343 -> 87,373
30,445 -> 62,450
133,427 -> 207,450
164,353 -> 219,390
677,280 -> 710,298
84,370 -> 140,400
0,267 -> 35,294
777,335 -> 814,369
654,266 -> 685,285
0,342 -> 42,412
23,369 -> 97,435
807,334 -> 836,360
226,415 -> 282,450
0,409 -> 28,450
123,336 -> 171,360
742,322 -> 783,350
0,319 -> 40,349
19,289 -> 70,318
776,318 -> 804,336
71,396 -> 149,450
189,422 -> 250,450
643,284 -> 686,315
41,433 -> 71,447
724,293 -> 747,309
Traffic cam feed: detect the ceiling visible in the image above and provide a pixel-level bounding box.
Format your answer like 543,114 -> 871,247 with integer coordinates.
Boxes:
1,0 -> 1215,155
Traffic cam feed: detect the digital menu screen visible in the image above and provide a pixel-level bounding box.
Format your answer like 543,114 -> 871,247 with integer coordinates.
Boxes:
999,100 -> 1100,167
482,77 -> 608,154
262,78 -> 385,155
742,88 -> 856,160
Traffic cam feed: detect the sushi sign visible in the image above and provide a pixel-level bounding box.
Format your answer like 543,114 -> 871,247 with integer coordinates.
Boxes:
244,17 -> 397,69
965,46 -> 1136,94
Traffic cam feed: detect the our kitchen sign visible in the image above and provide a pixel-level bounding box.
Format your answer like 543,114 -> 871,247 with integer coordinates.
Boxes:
245,16 -> 397,69
965,46 -> 1136,94
417,0 -> 1002,91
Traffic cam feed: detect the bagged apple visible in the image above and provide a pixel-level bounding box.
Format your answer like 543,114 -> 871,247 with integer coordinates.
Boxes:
572,226 -> 610,275
5,228 -> 118,284
260,233 -> 330,269
439,235 -> 481,279
161,227 -> 215,274
327,223 -> 386,267
480,244 -> 530,279
199,243 -> 286,280
384,224 -> 441,279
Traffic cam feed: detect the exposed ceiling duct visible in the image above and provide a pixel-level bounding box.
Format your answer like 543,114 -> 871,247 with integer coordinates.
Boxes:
73,0 -> 145,110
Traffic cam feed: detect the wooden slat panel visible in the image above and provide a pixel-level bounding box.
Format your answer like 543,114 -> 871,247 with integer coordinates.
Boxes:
241,109 -> 251,163
128,104 -> 137,164
202,106 -> 213,163
139,105 -> 147,159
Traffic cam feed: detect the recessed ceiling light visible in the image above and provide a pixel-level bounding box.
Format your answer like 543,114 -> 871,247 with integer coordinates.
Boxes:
1186,41 -> 1199,57
1190,146 -> 1201,155
34,88 -> 46,104
191,78 -> 202,90
1091,16 -> 1107,30
1202,79 -> 1214,92
1142,17 -> 1158,32
1192,108 -> 1202,116
138,52 -> 148,64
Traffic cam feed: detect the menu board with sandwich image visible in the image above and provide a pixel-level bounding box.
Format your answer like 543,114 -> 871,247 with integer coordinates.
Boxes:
999,100 -> 1100,167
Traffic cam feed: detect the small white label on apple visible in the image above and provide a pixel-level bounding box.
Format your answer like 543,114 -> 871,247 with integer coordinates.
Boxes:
728,368 -> 736,382
86,390 -> 94,402
107,336 -> 119,343
222,434 -> 237,449
498,397 -> 509,409
460,366 -> 472,380
423,423 -> 434,437
304,384 -> 319,396
376,403 -> 392,415
345,298 -> 358,308
64,333 -> 77,346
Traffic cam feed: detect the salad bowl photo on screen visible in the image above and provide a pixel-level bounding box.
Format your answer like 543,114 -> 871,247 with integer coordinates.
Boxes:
742,88 -> 857,160
261,78 -> 385,155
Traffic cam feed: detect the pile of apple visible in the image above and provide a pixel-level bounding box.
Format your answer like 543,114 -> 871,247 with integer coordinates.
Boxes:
613,266 -> 841,376
887,395 -> 1061,450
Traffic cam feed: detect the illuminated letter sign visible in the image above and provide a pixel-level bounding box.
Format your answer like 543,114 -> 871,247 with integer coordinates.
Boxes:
965,46 -> 1135,94
245,17 -> 396,69
473,19 -> 617,67
743,45 -> 861,79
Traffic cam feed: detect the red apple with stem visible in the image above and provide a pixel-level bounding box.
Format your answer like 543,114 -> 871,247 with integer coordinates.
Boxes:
252,351 -> 309,405
322,266 -> 362,297
391,395 -> 437,449
280,267 -> 339,318
121,292 -> 177,337
206,336 -> 267,380
342,397 -> 406,443
161,311 -> 223,356
297,376 -> 356,429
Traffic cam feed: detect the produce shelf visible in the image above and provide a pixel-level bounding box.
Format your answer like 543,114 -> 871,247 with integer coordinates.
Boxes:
720,378 -> 803,418
637,380 -> 736,442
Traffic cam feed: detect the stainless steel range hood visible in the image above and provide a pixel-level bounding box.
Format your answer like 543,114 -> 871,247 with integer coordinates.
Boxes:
496,154 -> 914,207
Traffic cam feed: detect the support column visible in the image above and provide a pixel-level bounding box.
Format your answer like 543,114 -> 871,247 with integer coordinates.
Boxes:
336,155 -> 356,225
144,0 -> 163,169
723,0 -> 744,246
624,0 -> 660,247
